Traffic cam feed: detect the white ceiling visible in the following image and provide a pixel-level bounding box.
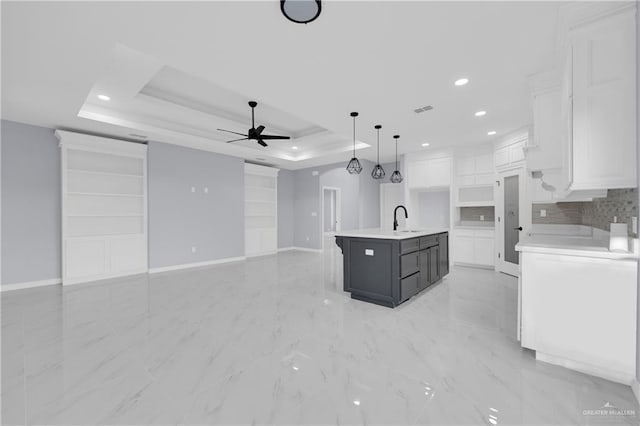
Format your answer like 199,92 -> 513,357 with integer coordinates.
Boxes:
1,1 -> 564,170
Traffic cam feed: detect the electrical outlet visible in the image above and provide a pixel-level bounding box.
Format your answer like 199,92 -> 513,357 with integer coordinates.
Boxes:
191,186 -> 196,193
633,217 -> 638,234
204,187 -> 209,193
540,209 -> 547,218
306,236 -> 310,241
312,171 -> 319,176
311,212 -> 317,217
480,215 -> 484,221
191,246 -> 197,253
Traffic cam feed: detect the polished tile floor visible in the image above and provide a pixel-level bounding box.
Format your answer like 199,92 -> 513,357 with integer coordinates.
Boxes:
2,241 -> 639,425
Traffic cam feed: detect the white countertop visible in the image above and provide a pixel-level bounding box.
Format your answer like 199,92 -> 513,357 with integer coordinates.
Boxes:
516,235 -> 639,261
335,228 -> 448,240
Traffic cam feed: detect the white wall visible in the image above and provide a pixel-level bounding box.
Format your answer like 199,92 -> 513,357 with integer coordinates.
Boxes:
417,190 -> 450,228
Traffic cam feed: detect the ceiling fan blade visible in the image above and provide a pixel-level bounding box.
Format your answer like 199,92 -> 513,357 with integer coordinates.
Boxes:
218,128 -> 248,137
259,134 -> 291,140
257,139 -> 268,147
255,125 -> 265,135
226,138 -> 249,143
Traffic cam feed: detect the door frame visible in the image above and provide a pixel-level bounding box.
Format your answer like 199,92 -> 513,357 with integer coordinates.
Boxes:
495,167 -> 530,277
321,186 -> 341,239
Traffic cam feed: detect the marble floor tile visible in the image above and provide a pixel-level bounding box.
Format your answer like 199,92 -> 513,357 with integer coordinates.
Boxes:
2,240 -> 639,425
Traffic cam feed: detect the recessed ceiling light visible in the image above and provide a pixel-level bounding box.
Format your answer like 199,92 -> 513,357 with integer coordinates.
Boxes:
454,78 -> 469,86
292,146 -> 299,150
422,143 -> 430,147
97,94 -> 111,101
353,400 -> 361,406
475,111 -> 487,117
487,131 -> 497,136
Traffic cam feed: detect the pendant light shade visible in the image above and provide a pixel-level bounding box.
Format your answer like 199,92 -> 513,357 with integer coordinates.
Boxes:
390,134 -> 403,183
346,112 -> 363,174
371,124 -> 386,179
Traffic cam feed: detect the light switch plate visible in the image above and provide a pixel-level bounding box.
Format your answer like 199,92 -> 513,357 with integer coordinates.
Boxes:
204,187 -> 209,193
480,215 -> 484,221
540,209 -> 547,218
365,249 -> 374,256
191,186 -> 196,193
311,212 -> 317,217
633,217 -> 638,234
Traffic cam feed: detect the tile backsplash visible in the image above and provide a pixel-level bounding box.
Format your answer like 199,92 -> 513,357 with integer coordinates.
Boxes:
532,188 -> 637,236
460,206 -> 495,222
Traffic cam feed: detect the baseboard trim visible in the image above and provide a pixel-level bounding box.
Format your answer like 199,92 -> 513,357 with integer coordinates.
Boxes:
1,278 -> 61,292
536,351 -> 634,386
149,256 -> 246,274
277,247 -> 296,252
291,246 -> 323,253
453,262 -> 495,270
632,378 -> 640,407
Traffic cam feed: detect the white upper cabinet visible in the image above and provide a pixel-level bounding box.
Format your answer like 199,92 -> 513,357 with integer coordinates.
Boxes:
455,153 -> 494,186
569,8 -> 636,190
494,137 -> 526,171
407,157 -> 451,189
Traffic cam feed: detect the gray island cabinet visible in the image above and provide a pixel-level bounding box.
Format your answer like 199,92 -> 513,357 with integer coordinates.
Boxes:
335,229 -> 449,308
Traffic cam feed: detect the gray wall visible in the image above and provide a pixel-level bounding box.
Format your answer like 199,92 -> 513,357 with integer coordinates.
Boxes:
277,169 -> 294,248
148,141 -> 245,268
293,160 -> 383,249
1,120 -> 61,285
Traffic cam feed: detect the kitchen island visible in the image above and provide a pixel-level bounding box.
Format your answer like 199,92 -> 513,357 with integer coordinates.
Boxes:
335,229 -> 449,307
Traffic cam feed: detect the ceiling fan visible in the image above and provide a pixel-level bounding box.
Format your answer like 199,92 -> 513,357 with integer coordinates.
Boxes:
217,101 -> 290,147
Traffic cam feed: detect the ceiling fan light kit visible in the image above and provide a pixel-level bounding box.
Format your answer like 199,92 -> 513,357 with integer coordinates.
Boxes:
346,112 -> 363,174
390,134 -> 403,184
281,0 -> 322,24
217,101 -> 290,148
371,124 -> 385,179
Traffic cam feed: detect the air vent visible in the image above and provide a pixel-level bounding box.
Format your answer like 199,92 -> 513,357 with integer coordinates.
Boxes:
414,105 -> 434,114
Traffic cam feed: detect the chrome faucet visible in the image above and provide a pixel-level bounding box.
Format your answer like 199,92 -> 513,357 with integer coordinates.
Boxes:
393,205 -> 408,231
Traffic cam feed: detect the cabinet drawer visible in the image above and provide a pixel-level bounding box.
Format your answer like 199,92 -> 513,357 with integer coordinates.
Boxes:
400,272 -> 419,302
400,251 -> 420,277
400,238 -> 419,254
419,235 -> 438,249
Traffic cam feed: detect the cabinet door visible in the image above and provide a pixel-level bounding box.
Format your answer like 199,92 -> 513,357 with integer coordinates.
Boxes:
428,246 -> 440,283
400,273 -> 419,302
494,147 -> 510,169
475,237 -> 495,266
474,173 -> 495,186
456,157 -> 475,176
407,160 -> 429,188
571,11 -> 636,189
475,154 -> 494,175
425,158 -> 451,187
419,249 -> 430,290
453,235 -> 475,264
438,234 -> 449,276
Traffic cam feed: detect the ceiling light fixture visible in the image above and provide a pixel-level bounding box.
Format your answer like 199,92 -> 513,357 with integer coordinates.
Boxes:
346,112 -> 362,174
97,94 -> 111,101
390,135 -> 403,184
281,0 -> 321,24
487,130 -> 497,136
292,146 -> 299,150
371,125 -> 386,180
454,78 -> 469,86
475,111 -> 487,117
422,142 -> 430,147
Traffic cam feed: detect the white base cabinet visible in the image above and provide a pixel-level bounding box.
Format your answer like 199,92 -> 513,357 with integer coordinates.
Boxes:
520,251 -> 637,384
452,229 -> 495,267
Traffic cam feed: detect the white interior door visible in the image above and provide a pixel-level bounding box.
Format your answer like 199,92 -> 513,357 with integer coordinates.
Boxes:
322,187 -> 341,236
380,183 -> 404,230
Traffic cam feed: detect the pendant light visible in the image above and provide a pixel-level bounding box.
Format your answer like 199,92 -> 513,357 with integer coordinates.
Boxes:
371,125 -> 386,179
390,134 -> 403,183
346,112 -> 363,174
281,0 -> 322,24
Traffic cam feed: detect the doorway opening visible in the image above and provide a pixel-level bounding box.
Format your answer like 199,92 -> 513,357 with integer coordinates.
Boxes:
322,187 -> 341,236
496,168 -> 527,277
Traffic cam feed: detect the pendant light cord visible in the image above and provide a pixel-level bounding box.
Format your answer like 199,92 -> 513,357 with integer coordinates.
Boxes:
377,128 -> 380,163
395,138 -> 398,170
352,116 -> 356,157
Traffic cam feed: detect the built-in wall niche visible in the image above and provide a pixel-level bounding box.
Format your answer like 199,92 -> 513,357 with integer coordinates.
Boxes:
57,130 -> 148,285
244,163 -> 279,256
